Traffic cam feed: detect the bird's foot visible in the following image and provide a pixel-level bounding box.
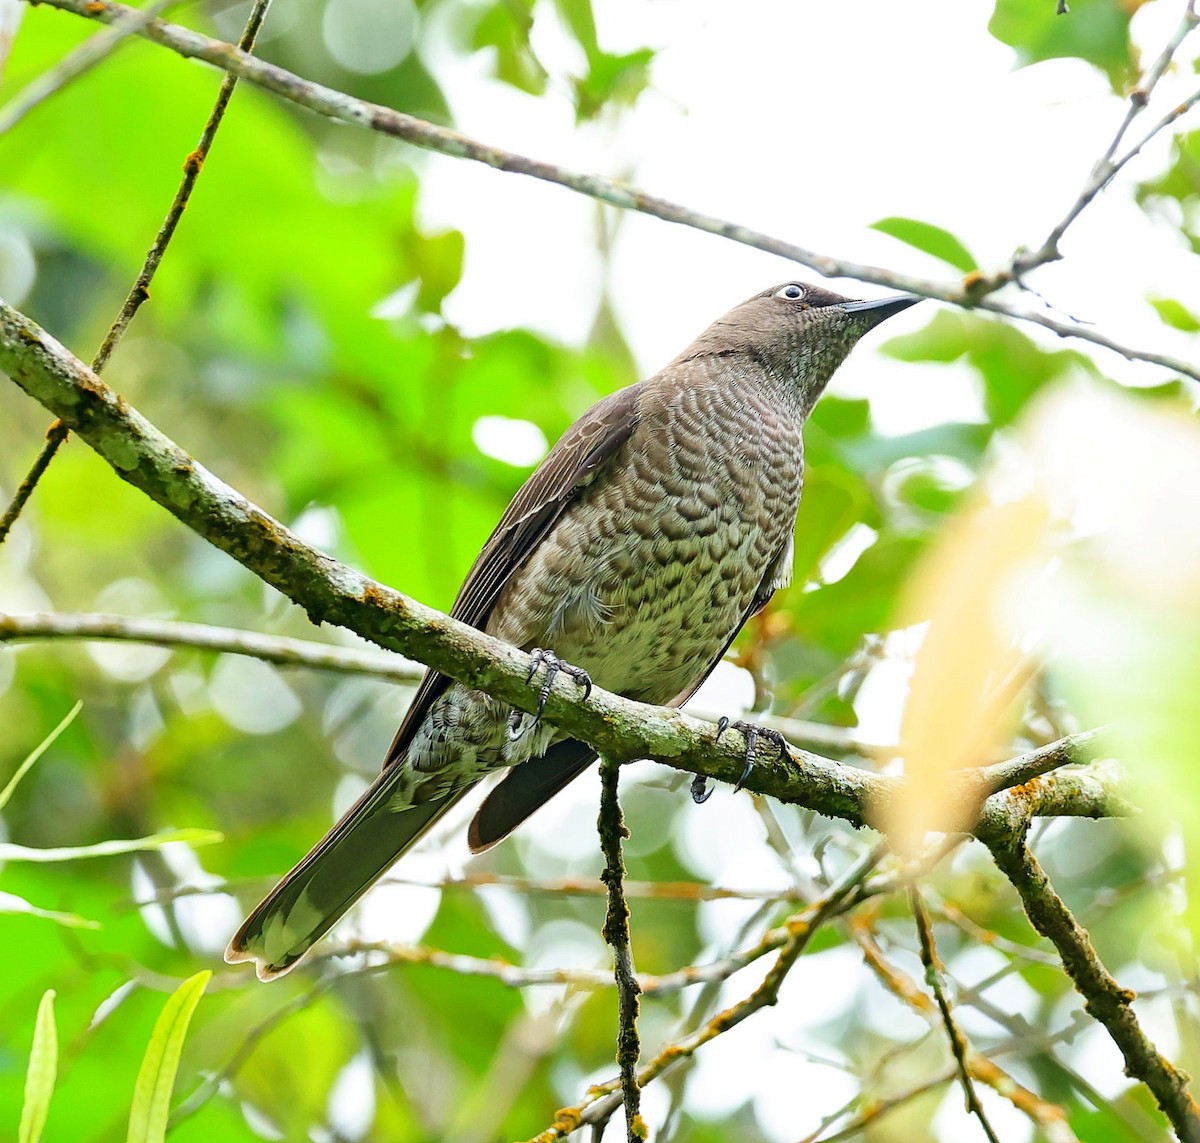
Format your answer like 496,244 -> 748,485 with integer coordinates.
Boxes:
691,718 -> 790,804
507,648 -> 593,740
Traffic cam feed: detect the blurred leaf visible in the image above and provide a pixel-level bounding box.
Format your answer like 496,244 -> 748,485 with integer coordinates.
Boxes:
0,700 -> 82,812
989,0 -> 1137,90
790,534 -> 928,655
0,827 -> 223,863
0,891 -> 101,929
555,0 -> 654,119
127,971 -> 211,1143
18,990 -> 57,1143
870,216 -> 978,272
572,46 -> 655,121
790,467 -> 873,587
412,228 -> 465,311
876,487 -> 1047,855
1149,296 -> 1200,333
470,0 -> 548,95
882,309 -> 1090,426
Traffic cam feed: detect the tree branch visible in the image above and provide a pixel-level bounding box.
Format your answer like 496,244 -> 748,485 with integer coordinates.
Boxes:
910,886 -> 1003,1143
23,0 -> 1200,383
0,609 -> 870,753
985,831 -> 1200,1141
0,297 -> 1133,829
0,0 -> 273,544
597,757 -> 643,1141
1016,0 -> 1200,274
0,610 -> 424,682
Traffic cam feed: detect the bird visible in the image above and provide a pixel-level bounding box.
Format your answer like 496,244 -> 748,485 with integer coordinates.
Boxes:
225,280 -> 920,980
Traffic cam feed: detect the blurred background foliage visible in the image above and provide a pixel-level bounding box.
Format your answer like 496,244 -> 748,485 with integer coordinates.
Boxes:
1,0 -> 1199,1140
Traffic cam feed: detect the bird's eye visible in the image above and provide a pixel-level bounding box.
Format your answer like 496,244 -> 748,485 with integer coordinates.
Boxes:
776,284 -> 805,301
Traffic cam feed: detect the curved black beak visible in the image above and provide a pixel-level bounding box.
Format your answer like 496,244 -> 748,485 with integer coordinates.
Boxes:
840,293 -> 922,324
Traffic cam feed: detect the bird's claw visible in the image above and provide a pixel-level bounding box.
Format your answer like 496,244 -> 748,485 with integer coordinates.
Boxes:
692,718 -> 789,803
507,648 -> 593,740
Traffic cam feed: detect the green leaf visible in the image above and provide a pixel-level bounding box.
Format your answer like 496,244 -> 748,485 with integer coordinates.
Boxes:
470,1 -> 548,96
18,990 -> 58,1143
989,0 -> 1135,91
126,971 -> 211,1143
0,891 -> 101,929
1149,296 -> 1200,333
0,701 -> 83,812
870,217 -> 978,273
0,828 -> 223,863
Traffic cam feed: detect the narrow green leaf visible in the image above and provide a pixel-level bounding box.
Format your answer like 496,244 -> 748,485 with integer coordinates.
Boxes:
0,701 -> 83,812
0,891 -> 101,929
1149,296 -> 1200,333
870,216 -> 978,272
127,971 -> 211,1143
18,990 -> 57,1143
0,827 -> 223,863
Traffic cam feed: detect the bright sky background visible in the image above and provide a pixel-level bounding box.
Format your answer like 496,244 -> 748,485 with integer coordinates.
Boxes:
415,0 -> 1198,431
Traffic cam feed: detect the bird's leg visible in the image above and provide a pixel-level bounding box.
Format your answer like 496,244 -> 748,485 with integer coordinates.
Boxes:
507,648 -> 593,740
691,717 -> 789,803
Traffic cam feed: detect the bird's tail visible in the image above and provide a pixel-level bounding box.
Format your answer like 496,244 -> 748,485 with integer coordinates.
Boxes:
225,768 -> 472,981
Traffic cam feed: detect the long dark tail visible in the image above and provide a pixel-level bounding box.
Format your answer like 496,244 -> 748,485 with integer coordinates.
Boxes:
467,739 -> 596,853
225,770 -> 472,981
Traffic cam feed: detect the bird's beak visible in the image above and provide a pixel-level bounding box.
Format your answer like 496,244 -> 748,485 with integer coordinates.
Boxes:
840,294 -> 922,323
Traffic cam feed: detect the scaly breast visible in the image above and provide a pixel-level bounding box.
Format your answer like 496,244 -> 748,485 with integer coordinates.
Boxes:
490,374 -> 804,704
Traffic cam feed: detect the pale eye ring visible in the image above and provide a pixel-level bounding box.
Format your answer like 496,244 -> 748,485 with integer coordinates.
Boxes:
776,283 -> 805,301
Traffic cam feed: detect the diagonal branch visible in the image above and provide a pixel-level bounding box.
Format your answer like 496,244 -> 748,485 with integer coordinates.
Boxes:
984,829 -> 1200,1141
1017,0 -> 1200,273
0,297 -> 1133,828
23,0 -> 1200,383
0,0 -> 273,544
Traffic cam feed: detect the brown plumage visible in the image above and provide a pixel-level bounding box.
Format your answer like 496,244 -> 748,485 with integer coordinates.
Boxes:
226,281 -> 919,980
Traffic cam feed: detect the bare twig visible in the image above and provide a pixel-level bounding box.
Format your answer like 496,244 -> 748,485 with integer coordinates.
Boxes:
0,0 -> 272,545
0,610 -> 869,753
0,0 -> 175,135
985,831 -> 1200,1141
796,1069 -> 957,1143
597,756 -> 643,1141
851,911 -> 1079,1143
170,975 -> 333,1126
1017,0 -> 1200,273
0,610 -> 423,681
910,886 -> 1003,1143
522,846 -> 885,1142
24,0 -> 1200,382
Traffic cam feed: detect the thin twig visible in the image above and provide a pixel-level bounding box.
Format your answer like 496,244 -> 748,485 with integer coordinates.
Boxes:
1018,0 -> 1200,272
0,610 -> 868,753
986,831 -> 1200,1142
796,1069 -> 958,1143
27,0 -> 1200,383
170,975 -> 333,1126
910,887 -> 1004,1143
522,846 -> 886,1142
0,0 -> 175,135
597,756 -> 643,1141
851,910 -> 1079,1143
0,610 -> 423,681
0,0 -> 273,546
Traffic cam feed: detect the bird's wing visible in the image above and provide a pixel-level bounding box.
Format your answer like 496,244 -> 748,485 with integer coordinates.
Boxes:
465,528 -> 796,851
382,381 -> 643,768
225,383 -> 643,978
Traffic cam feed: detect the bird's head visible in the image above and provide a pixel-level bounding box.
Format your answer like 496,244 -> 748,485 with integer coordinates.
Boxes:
680,280 -> 921,417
